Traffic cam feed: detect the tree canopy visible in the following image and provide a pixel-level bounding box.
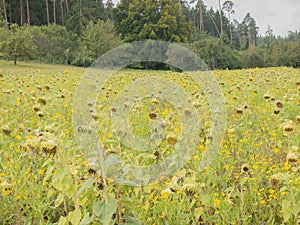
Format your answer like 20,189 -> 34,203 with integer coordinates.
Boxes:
0,0 -> 299,68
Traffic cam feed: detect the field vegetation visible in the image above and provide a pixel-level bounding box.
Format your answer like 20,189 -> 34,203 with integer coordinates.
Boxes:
0,61 -> 299,224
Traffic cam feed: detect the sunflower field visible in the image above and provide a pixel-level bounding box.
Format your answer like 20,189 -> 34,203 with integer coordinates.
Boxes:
0,60 -> 299,224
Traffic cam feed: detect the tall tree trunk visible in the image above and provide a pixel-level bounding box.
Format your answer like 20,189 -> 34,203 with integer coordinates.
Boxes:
228,13 -> 232,43
26,0 -> 30,25
199,0 -> 204,32
20,0 -> 23,25
218,0 -> 223,35
53,0 -> 56,23
14,55 -> 17,65
60,0 -> 64,25
2,0 -> 8,27
45,0 -> 49,24
79,0 -> 82,34
229,23 -> 232,43
208,11 -> 220,37
65,0 -> 68,12
248,32 -> 251,49
9,3 -> 11,24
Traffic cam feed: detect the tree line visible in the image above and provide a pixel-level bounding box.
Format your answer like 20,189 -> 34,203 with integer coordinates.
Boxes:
0,0 -> 299,68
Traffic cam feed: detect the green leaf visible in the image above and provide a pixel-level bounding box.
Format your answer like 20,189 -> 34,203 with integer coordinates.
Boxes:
100,198 -> 117,225
68,208 -> 82,225
58,216 -> 68,225
77,178 -> 95,197
126,217 -> 141,225
79,213 -> 94,225
93,199 -> 117,225
47,189 -> 55,199
194,207 -> 204,221
118,196 -> 133,205
142,174 -> 150,185
188,199 -> 197,210
107,198 -> 118,214
200,194 -> 210,205
52,170 -> 65,190
103,154 -> 121,170
291,202 -> 300,216
55,193 -> 65,207
43,165 -> 54,185
93,200 -> 104,218
282,200 -> 291,222
42,158 -> 54,168
52,170 -> 76,198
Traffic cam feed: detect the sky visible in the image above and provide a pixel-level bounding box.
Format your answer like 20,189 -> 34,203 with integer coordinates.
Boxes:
107,0 -> 300,37
203,0 -> 300,37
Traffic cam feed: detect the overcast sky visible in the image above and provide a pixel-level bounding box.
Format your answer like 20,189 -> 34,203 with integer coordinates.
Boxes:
203,0 -> 300,37
108,0 -> 300,37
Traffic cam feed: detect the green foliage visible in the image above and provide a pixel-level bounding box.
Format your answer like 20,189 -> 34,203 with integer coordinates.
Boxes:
5,0 -> 112,27
29,26 -> 49,62
188,36 -> 241,69
0,27 -> 9,58
287,40 -> 300,68
259,39 -> 300,68
265,42 -> 288,67
73,20 -> 122,67
0,63 -> 300,224
65,0 -> 107,35
41,24 -> 76,64
93,199 -> 117,225
242,47 -> 263,68
113,0 -> 193,42
0,1 -> 298,69
0,25 -> 36,64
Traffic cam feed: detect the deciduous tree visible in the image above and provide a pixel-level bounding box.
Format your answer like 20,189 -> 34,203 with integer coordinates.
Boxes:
0,25 -> 36,64
74,20 -> 121,66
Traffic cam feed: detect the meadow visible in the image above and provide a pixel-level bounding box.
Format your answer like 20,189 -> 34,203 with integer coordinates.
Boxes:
0,60 -> 299,225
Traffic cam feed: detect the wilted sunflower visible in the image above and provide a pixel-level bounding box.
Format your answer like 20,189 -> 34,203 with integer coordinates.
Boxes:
33,105 -> 40,112
296,115 -> 300,123
241,164 -> 250,173
44,125 -> 54,133
283,124 -> 294,132
149,112 -> 157,120
25,138 -> 41,152
269,173 -> 283,189
286,152 -> 298,163
1,125 -> 11,136
167,133 -> 177,145
37,98 -> 46,105
37,111 -> 45,117
91,112 -> 99,121
236,108 -> 243,114
276,101 -> 284,108
41,141 -> 57,155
